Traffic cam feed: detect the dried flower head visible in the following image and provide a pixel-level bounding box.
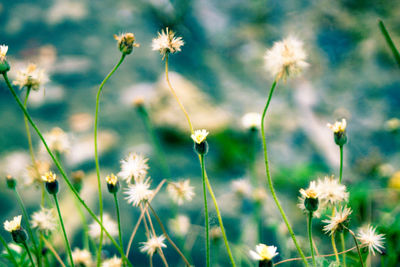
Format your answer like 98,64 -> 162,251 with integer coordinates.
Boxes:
4,215 -> 22,232
242,112 -> 261,130
114,33 -> 139,55
43,127 -> 70,154
167,179 -> 195,205
327,119 -> 347,133
231,179 -> 252,197
140,235 -> 167,256
13,63 -> 48,91
42,171 -> 57,183
317,176 -> 349,206
31,207 -> 57,234
72,248 -> 93,267
249,244 -> 279,262
323,206 -> 352,235
88,214 -> 118,243
168,215 -> 190,236
118,153 -> 149,183
264,36 -> 308,81
27,160 -> 51,185
106,173 -> 118,186
102,256 -> 122,267
124,178 -> 154,206
152,28 -> 184,59
191,129 -> 209,144
357,225 -> 385,255
0,45 -> 8,62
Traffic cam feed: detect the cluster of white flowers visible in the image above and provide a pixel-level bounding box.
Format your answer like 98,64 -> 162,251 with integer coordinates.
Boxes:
167,179 -> 195,205
119,152 -> 149,183
124,178 -> 154,207
72,248 -> 93,266
31,207 -> 57,234
13,63 -> 48,91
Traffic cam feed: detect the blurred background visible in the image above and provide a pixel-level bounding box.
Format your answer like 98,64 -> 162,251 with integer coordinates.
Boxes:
0,0 -> 400,266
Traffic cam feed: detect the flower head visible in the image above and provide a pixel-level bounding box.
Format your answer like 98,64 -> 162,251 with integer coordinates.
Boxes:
118,153 -> 149,183
298,181 -> 320,215
0,45 -> 8,63
31,207 -> 57,234
114,33 -> 139,55
167,179 -> 195,205
152,28 -> 184,59
13,63 -> 48,91
43,127 -> 70,154
191,129 -> 209,144
102,256 -> 122,267
106,173 -> 118,186
140,235 -> 167,256
88,214 -> 118,243
357,225 -> 385,255
124,178 -> 154,206
4,215 -> 22,232
72,248 -> 93,267
27,160 -> 51,185
327,119 -> 347,133
317,176 -> 349,206
168,215 -> 190,236
249,244 -> 279,262
42,171 -> 57,183
242,112 -> 261,130
231,179 -> 252,197
323,206 -> 352,235
264,36 -> 308,81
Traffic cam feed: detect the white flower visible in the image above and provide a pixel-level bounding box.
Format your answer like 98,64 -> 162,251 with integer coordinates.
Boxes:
124,178 -> 154,207
31,207 -> 57,234
191,129 -> 209,144
118,153 -> 149,183
0,45 -> 8,62
26,160 -> 51,185
140,235 -> 167,256
106,173 -> 118,186
231,179 -> 252,197
42,171 -> 57,183
102,255 -> 122,267
249,244 -> 278,261
168,215 -> 190,236
357,225 -> 385,255
327,119 -> 347,133
72,248 -> 93,266
264,36 -> 308,81
152,28 -> 184,59
13,63 -> 48,91
298,181 -> 323,217
241,112 -> 261,130
317,176 -> 349,206
4,215 -> 22,232
88,214 -> 118,244
323,206 -> 352,235
43,127 -> 70,154
167,179 -> 195,205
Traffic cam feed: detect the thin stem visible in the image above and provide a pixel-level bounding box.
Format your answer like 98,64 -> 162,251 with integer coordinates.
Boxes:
165,55 -> 193,134
23,87 -> 38,174
340,233 -> 347,267
331,233 -> 340,263
348,229 -> 365,267
378,19 -> 400,68
308,212 -> 316,267
41,235 -> 67,267
53,194 -> 74,267
339,145 -> 343,183
145,210 -> 168,267
0,234 -> 18,267
73,197 -> 90,250
22,241 -> 35,267
13,189 -> 40,266
113,193 -> 123,250
94,53 -> 126,267
148,203 -> 191,266
260,81 -> 309,266
200,154 -> 210,267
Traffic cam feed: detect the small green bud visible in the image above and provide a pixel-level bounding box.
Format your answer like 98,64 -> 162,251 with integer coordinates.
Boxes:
0,60 -> 10,74
11,228 -> 28,244
45,180 -> 59,195
304,197 -> 319,213
106,174 -> 119,194
334,131 -> 347,146
194,140 -> 209,155
6,175 -> 16,189
259,260 -> 273,267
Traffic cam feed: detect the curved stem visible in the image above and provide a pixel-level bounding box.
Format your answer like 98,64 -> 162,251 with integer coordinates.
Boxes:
53,194 -> 74,267
22,241 -> 35,267
260,81 -> 308,266
308,212 -> 316,267
200,154 -> 210,267
348,229 -> 365,267
41,235 -> 67,267
113,193 -> 123,250
145,210 -> 168,267
340,233 -> 347,267
331,233 -> 340,263
165,55 -> 193,134
339,145 -> 343,183
23,87 -> 37,172
0,234 -> 18,267
94,53 -> 126,266
2,73 -> 132,266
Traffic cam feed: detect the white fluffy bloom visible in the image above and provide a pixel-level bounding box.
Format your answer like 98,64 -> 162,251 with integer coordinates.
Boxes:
140,235 -> 167,256
118,153 -> 149,183
317,176 -> 349,205
327,118 -> 347,133
168,215 -> 190,236
4,215 -> 22,232
0,45 -> 8,62
231,179 -> 252,197
72,248 -> 93,266
241,112 -> 261,130
323,206 -> 352,235
357,225 -> 385,255
191,129 -> 209,144
152,28 -> 184,59
13,63 -> 48,91
124,178 -> 154,206
31,207 -> 57,234
249,244 -> 278,261
167,179 -> 195,205
102,255 -> 122,267
88,214 -> 118,243
264,36 -> 308,81
43,127 -> 70,154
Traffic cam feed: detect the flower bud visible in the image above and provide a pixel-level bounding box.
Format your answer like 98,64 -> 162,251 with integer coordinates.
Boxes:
6,175 -> 16,189
334,131 -> 347,146
42,172 -> 59,195
259,260 -> 273,267
327,119 -> 347,146
0,45 -> 10,74
304,197 -> 319,213
0,60 -> 10,74
106,174 -> 120,194
71,170 -> 84,193
114,33 -> 139,55
194,141 -> 209,156
191,129 -> 209,156
11,228 -> 28,244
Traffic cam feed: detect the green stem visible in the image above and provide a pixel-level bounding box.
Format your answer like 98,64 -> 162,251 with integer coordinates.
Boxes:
22,241 -> 35,267
341,233 -> 347,267
200,155 -> 210,267
13,189 -> 41,266
0,234 -> 18,267
5,65 -> 131,266
113,193 -> 123,250
348,229 -> 365,267
308,212 -> 316,267
23,87 -> 37,171
53,194 -> 74,267
93,53 -> 126,267
73,197 -> 90,250
339,145 -> 343,183
260,81 -> 309,266
378,19 -> 400,68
